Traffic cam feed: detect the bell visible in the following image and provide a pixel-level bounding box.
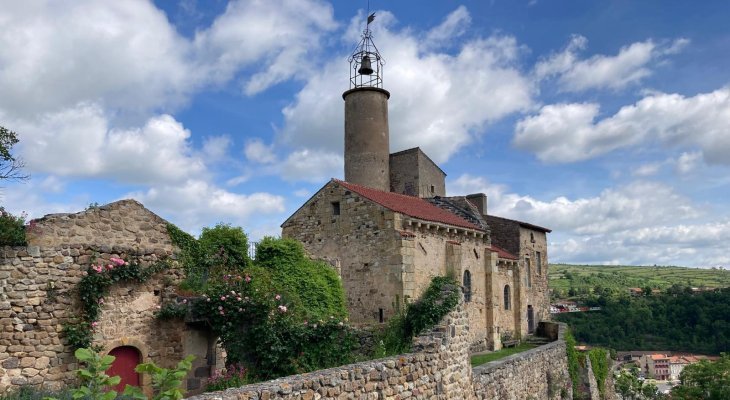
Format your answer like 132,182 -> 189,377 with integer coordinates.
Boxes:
358,55 -> 373,75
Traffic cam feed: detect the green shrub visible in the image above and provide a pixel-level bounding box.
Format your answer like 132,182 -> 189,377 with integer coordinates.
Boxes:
0,207 -> 26,246
255,237 -> 347,321
0,386 -> 73,400
205,364 -> 249,392
199,223 -> 249,274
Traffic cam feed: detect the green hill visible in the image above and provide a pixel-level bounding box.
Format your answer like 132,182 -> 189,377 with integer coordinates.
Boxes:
549,264 -> 730,295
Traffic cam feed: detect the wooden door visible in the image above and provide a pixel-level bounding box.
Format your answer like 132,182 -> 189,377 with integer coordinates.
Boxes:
108,346 -> 141,392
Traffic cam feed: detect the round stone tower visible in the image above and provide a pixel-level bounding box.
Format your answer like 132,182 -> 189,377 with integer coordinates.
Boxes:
343,16 -> 390,191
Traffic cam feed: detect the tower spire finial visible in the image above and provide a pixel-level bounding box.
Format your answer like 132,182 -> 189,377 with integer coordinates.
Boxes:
348,3 -> 384,89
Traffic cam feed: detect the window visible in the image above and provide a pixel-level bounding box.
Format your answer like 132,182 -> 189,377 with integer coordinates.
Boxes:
536,252 -> 542,275
504,285 -> 511,310
525,257 -> 532,288
463,270 -> 472,302
379,308 -> 384,323
430,185 -> 435,194
530,232 -> 535,243
331,201 -> 340,216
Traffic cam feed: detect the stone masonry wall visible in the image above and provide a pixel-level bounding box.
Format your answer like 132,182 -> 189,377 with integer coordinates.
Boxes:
187,298 -> 474,400
0,200 -> 211,394
282,181 -> 404,324
472,322 -> 573,400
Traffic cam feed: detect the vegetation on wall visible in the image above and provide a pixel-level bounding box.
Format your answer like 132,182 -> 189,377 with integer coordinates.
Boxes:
555,287 -> 730,354
588,348 -> 609,397
564,331 -> 581,399
63,256 -> 169,350
379,276 -> 460,355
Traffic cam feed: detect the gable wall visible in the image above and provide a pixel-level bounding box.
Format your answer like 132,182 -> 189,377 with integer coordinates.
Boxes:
281,182 -> 405,324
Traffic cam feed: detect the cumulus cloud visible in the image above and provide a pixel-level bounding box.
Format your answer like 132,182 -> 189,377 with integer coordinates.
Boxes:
0,0 -> 337,118
11,104 -> 205,185
535,36 -> 689,92
127,179 -> 286,233
451,173 -> 727,267
244,139 -> 277,164
279,149 -> 343,182
203,135 -> 232,160
513,87 -> 730,164
279,8 -> 533,163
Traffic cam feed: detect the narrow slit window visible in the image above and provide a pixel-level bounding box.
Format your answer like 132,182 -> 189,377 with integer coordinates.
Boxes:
331,201 -> 340,216
378,308 -> 384,323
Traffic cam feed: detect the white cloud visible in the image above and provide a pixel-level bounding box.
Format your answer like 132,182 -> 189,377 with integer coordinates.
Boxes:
192,0 -> 337,95
535,36 -> 689,92
279,149 -> 343,182
0,0 -> 337,118
244,139 -> 277,164
451,173 -> 727,267
279,9 -> 533,164
128,179 -> 286,233
513,87 -> 730,164
424,6 -> 471,47
675,151 -> 702,175
203,135 -> 232,160
12,104 -> 205,185
633,162 -> 662,177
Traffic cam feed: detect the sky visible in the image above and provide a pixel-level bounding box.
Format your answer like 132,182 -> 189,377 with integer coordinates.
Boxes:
1,0 -> 729,268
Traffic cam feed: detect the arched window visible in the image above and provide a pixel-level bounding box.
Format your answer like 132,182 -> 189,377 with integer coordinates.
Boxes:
463,270 -> 472,302
504,285 -> 511,310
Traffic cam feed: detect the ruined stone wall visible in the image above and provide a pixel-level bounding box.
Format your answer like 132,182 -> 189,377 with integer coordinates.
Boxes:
0,200 -> 213,394
0,245 -> 187,392
472,322 -> 573,400
26,200 -> 174,250
187,299 -> 474,400
282,182 -> 404,323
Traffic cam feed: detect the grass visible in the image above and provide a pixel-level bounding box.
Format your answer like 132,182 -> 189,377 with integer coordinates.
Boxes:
470,343 -> 536,367
549,263 -> 730,293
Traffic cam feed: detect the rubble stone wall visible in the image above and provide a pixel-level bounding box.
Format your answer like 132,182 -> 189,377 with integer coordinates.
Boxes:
472,322 -> 573,400
187,300 -> 475,400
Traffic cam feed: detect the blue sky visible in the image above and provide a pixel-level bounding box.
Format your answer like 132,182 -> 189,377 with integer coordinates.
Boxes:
2,0 -> 729,267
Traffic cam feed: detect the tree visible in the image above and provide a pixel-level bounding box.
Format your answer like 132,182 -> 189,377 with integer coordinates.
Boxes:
672,353 -> 730,400
0,126 -> 29,182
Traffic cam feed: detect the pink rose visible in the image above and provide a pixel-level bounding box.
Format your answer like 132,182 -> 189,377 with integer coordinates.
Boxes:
275,294 -> 281,300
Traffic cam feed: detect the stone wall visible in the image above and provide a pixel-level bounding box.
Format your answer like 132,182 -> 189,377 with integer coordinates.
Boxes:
472,322 -> 573,400
389,148 -> 446,198
0,200 -> 213,395
282,181 -> 405,323
26,200 -> 174,250
187,299 -> 474,400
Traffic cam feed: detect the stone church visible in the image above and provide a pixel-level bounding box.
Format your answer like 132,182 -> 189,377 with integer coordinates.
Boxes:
282,25 -> 551,351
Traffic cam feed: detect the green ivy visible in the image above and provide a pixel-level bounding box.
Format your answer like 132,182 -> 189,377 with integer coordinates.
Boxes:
166,223 -> 203,290
588,348 -> 609,397
379,276 -> 460,355
565,331 -> 581,399
63,256 -> 170,350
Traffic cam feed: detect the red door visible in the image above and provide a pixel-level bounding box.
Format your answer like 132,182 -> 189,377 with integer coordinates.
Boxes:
107,346 -> 141,392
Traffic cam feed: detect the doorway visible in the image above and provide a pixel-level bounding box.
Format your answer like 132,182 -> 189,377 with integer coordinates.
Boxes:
107,346 -> 141,392
527,305 -> 535,334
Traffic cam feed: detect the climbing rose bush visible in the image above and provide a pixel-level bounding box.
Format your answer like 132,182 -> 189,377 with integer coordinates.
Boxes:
194,270 -> 357,381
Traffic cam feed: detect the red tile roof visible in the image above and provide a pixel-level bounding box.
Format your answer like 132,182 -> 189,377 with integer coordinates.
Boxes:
335,180 -> 483,231
490,245 -> 518,260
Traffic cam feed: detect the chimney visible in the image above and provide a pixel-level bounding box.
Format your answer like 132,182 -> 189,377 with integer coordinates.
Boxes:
466,193 -> 487,216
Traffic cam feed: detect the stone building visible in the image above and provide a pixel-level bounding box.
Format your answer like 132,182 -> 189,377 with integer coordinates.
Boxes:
0,200 -> 217,394
282,25 -> 551,351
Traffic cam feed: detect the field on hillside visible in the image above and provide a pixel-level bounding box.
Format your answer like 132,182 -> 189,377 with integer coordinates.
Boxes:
549,264 -> 730,293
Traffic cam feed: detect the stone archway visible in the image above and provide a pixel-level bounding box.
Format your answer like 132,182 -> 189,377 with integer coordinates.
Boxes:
107,346 -> 142,392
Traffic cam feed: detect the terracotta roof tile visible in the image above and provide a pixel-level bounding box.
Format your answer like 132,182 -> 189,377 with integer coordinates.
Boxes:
335,180 -> 483,231
490,245 -> 518,260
